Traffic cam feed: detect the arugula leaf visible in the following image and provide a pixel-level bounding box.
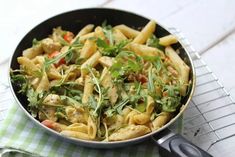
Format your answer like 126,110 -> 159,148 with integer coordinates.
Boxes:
64,50 -> 74,63
26,88 -> 46,117
71,37 -> 83,48
96,38 -> 109,49
55,107 -> 68,119
148,67 -> 155,95
143,56 -> 162,73
61,95 -> 82,107
147,34 -> 165,51
135,103 -> 146,112
10,71 -> 29,93
105,97 -> 129,117
101,20 -> 114,46
32,38 -> 40,46
43,48 -> 73,71
96,38 -> 129,57
110,51 -> 143,81
158,84 -> 181,112
87,67 -> 103,117
160,96 -> 181,112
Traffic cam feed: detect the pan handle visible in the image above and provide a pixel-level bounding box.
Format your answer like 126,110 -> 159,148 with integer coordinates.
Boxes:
152,128 -> 213,157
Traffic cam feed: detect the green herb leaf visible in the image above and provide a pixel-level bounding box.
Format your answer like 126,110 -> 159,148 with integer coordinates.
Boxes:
55,107 -> 67,119
105,97 -> 129,117
32,38 -> 40,46
146,35 -> 165,51
110,51 -> 143,81
135,103 -> 146,113
26,88 -> 46,117
148,67 -> 155,94
61,95 -> 82,107
10,71 -> 29,93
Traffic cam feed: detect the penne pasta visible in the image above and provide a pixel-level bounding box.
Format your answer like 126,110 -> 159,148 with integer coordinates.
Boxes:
165,46 -> 190,96
133,113 -> 150,125
152,112 -> 172,130
87,116 -> 97,139
80,51 -> 102,78
61,130 -> 90,140
132,20 -> 156,44
159,35 -> 178,46
17,57 -> 40,77
72,24 -> 94,43
41,38 -> 61,54
109,125 -> 151,141
82,75 -> 94,104
65,123 -> 88,134
113,28 -> 127,43
128,43 -> 164,57
79,32 -> 95,43
98,56 -> 114,67
114,24 -> 140,38
146,95 -> 155,115
36,72 -> 50,92
94,26 -> 106,40
80,39 -> 97,60
23,44 -> 43,59
100,68 -> 118,105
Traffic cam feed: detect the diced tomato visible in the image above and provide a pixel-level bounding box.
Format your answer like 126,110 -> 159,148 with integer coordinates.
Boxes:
48,51 -> 60,59
63,32 -> 74,43
137,74 -> 148,84
48,51 -> 65,67
41,120 -> 54,129
163,91 -> 168,97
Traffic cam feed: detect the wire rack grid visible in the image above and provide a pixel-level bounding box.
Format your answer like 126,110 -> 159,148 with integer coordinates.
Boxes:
168,27 -> 235,152
0,28 -> 235,156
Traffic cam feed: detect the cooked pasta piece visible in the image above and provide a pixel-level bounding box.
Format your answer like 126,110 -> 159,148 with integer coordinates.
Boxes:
80,39 -> 97,59
61,130 -> 90,140
128,43 -> 164,58
133,113 -> 150,125
17,57 -> 40,76
81,51 -> 102,78
65,123 -> 88,134
100,68 -> 118,105
152,112 -> 172,130
98,56 -> 114,67
113,28 -> 127,43
146,95 -> 155,115
72,24 -> 94,43
159,35 -> 178,46
94,26 -> 106,40
109,125 -> 151,141
114,24 -> 140,38
79,32 -> 95,43
125,110 -> 139,124
165,46 -> 190,96
87,116 -> 97,139
82,75 -> 94,104
36,72 -> 49,92
132,20 -> 156,44
23,44 -> 43,59
41,38 -> 61,54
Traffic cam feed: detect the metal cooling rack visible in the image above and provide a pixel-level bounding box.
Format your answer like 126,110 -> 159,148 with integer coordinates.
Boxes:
169,28 -> 235,154
1,28 -> 235,156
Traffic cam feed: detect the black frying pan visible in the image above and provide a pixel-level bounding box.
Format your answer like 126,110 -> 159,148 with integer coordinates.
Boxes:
9,8 -> 212,157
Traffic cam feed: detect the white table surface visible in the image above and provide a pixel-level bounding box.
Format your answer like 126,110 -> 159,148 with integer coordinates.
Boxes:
1,0 -> 235,156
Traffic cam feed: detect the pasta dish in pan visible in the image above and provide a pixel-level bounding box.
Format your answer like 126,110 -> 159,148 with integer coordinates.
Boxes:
11,20 -> 190,141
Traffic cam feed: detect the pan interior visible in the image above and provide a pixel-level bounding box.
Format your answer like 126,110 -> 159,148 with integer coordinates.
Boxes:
10,8 -> 195,147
